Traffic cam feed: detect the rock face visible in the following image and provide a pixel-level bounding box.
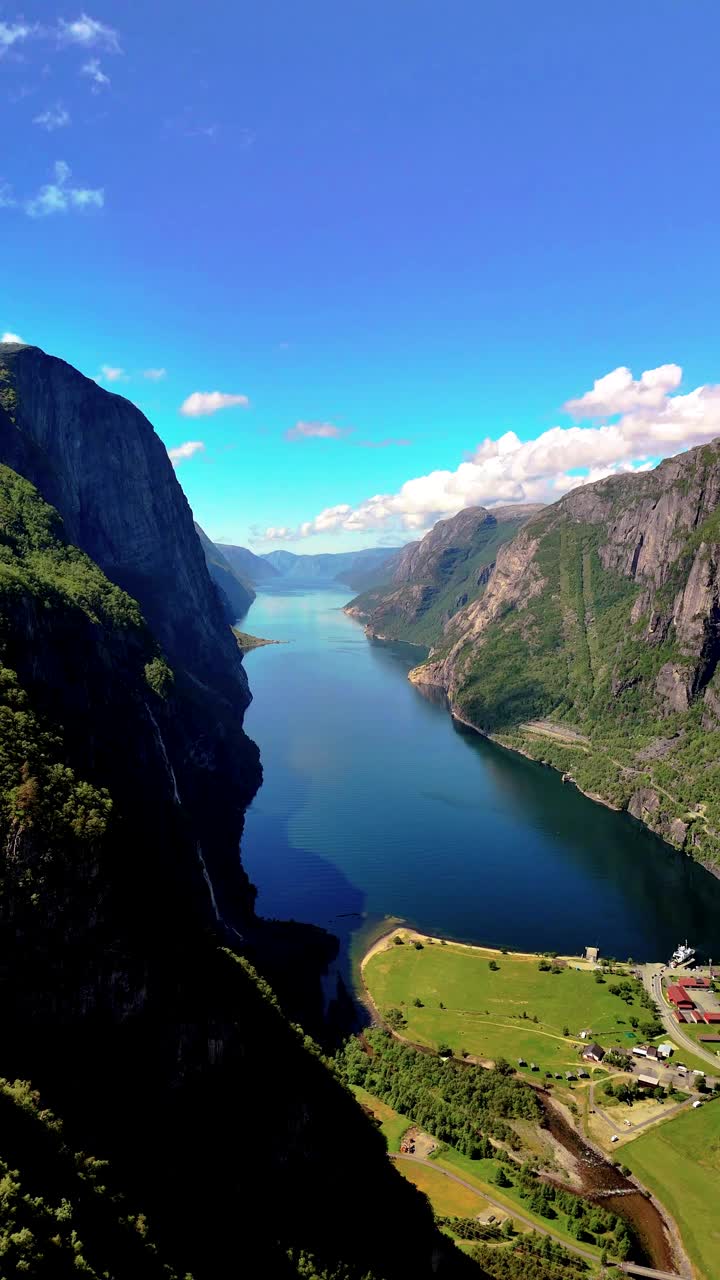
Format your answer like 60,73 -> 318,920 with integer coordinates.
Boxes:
0,343 -> 260,919
217,541 -> 282,583
345,505 -> 543,647
195,521 -> 255,621
410,441 -> 720,868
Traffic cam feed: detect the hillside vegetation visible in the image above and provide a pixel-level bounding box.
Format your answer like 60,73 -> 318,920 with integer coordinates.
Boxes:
345,507 -> 542,648
411,443 -> 720,868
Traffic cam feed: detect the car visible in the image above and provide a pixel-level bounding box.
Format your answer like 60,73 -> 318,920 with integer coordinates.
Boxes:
692,1100 -> 703,1109
611,1135 -> 619,1143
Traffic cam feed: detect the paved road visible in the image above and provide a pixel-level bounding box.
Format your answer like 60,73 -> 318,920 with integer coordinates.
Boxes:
641,965 -> 720,1072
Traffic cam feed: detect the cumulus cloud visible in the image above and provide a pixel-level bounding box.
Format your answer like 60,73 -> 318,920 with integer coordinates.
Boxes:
180,391 -> 249,417
1,332 -> 24,344
143,367 -> 166,380
168,440 -> 205,465
57,13 -> 120,51
81,56 -> 110,89
33,104 -> 70,131
261,363 -> 720,541
25,160 -> 104,217
285,420 -> 350,441
564,364 -> 682,418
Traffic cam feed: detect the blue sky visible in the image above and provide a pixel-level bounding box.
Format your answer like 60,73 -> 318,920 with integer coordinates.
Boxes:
3,1 -> 720,551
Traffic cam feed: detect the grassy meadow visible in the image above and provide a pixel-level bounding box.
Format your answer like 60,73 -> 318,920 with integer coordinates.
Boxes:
364,935 -> 649,1076
620,1101 -> 720,1280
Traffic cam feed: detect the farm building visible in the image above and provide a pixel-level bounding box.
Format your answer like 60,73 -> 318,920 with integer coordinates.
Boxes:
582,1043 -> 605,1063
637,1073 -> 660,1088
667,984 -> 694,1008
677,976 -> 711,988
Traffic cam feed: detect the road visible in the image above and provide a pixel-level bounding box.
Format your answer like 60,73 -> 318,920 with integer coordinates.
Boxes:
641,964 -> 720,1072
588,1079 -> 693,1137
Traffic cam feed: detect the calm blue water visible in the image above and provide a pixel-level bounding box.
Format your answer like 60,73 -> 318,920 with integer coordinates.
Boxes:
240,588 -> 720,968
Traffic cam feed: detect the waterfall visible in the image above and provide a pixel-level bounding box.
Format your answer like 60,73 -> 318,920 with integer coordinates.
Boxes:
196,843 -> 222,922
145,702 -> 181,806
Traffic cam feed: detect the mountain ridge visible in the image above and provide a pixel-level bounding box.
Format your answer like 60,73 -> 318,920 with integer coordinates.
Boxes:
410,442 -> 720,870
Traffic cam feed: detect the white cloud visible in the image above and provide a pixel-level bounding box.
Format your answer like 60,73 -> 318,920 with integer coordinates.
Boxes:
81,56 -> 110,89
99,364 -> 127,382
168,440 -> 205,465
179,391 -> 249,417
25,160 -> 104,217
285,420 -> 349,441
143,367 -> 167,381
57,13 -> 120,52
263,363 -> 720,541
564,364 -> 682,418
0,183 -> 16,208
33,104 -> 71,131
1,332 -> 24,344
0,21 -> 36,50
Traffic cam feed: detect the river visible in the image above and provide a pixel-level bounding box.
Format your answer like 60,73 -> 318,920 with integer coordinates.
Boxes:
239,587 -> 720,971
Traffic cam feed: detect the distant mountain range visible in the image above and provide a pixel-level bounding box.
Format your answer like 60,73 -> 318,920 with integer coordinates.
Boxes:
216,541 -> 404,591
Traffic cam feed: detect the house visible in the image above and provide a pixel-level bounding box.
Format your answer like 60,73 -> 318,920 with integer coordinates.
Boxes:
678,975 -> 711,988
582,1042 -> 605,1063
579,1029 -> 592,1040
637,1073 -> 660,1088
578,1068 -> 588,1078
657,1042 -> 674,1058
645,1045 -> 659,1060
702,1011 -> 720,1024
530,1062 -> 539,1071
518,1058 -> 527,1066
632,1046 -> 648,1057
674,1009 -> 687,1024
565,1071 -> 576,1080
585,946 -> 600,964
667,983 -> 694,1008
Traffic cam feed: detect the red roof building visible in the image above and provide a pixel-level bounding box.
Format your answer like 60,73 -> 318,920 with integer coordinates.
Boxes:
674,1009 -> 687,1023
702,1011 -> 720,1023
667,984 -> 694,1007
678,976 -> 711,988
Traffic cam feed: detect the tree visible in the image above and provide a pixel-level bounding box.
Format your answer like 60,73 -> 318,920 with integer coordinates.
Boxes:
413,997 -> 424,1007
488,959 -> 499,971
413,941 -> 424,950
562,1025 -> 570,1037
501,1217 -> 514,1237
393,935 -> 404,945
495,1167 -> 511,1188
594,971 -> 605,983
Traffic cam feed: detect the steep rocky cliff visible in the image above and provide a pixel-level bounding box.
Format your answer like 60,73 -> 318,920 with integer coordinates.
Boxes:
195,520 -> 255,621
0,348 -> 477,1279
410,442 -> 720,869
345,506 -> 543,647
0,342 -> 260,921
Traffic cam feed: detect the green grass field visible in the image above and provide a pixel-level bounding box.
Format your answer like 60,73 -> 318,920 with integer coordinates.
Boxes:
620,1101 -> 720,1280
364,937 -> 649,1076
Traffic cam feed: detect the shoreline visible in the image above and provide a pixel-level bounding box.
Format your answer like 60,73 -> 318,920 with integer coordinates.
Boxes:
361,925 -> 598,973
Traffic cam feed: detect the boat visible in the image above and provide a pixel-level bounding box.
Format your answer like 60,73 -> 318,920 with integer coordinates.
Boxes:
669,940 -> 696,968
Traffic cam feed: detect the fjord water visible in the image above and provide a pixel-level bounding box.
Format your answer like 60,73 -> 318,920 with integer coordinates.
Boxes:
240,588 -> 720,968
